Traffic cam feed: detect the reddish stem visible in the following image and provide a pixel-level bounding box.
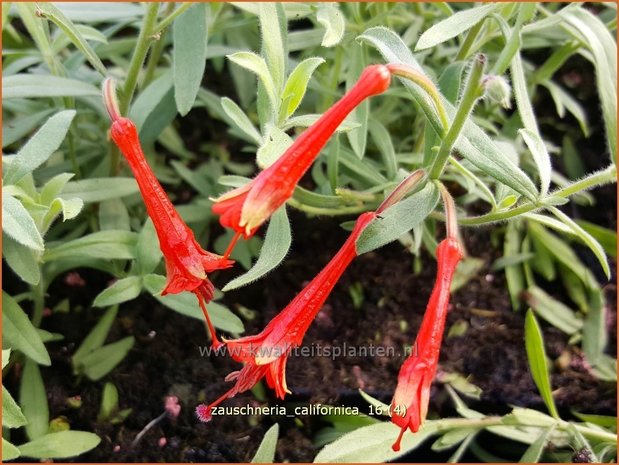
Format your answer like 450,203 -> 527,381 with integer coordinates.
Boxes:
223,231 -> 242,261
196,292 -> 222,349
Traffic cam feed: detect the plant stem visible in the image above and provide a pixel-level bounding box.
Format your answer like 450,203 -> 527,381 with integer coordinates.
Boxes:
429,54 -> 486,179
287,198 -> 378,216
450,165 -> 617,226
152,2 -> 192,35
455,20 -> 484,61
142,3 -> 174,88
119,2 -> 161,116
32,278 -> 46,328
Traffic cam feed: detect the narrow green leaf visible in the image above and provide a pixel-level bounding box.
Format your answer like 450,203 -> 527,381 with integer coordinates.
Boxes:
228,52 -> 278,116
98,382 -> 119,422
356,183 -> 439,255
503,222 -> 525,310
346,44 -> 369,159
2,438 -> 21,461
368,119 -> 397,180
358,27 -> 538,201
2,74 -> 99,99
143,274 -> 245,333
37,3 -> 107,76
3,385 -> 28,428
541,80 -> 589,137
559,8 -> 617,162
519,129 -> 551,198
40,173 -> 75,205
524,309 -> 560,419
20,360 -> 49,440
549,206 -> 611,279
44,230 -> 138,261
525,286 -> 583,335
256,124 -> 293,169
415,4 -> 498,51
18,431 -> 101,459
314,421 -> 438,462
251,423 -> 279,463
519,425 -> 556,462
93,276 -> 142,308
575,219 -> 617,259
52,2 -> 142,22
2,233 -> 41,285
173,3 -> 208,116
316,3 -> 345,47
223,207 -> 291,291
281,57 -> 325,119
59,177 -> 139,203
2,109 -> 56,148
221,97 -> 263,145
4,110 -> 75,185
582,288 -> 607,367
73,306 -> 118,369
98,198 -> 130,231
81,337 -> 135,381
2,292 -> 50,366
259,3 -> 286,93
2,349 -> 10,369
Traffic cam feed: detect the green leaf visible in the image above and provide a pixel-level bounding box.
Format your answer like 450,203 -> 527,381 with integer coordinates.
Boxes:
59,177 -> 139,203
519,129 -> 551,198
2,193 -> 42,251
136,219 -> 163,275
548,207 -> 611,279
93,276 -> 142,308
2,349 -> 10,369
2,233 -> 41,285
128,71 -> 176,145
44,230 -> 138,261
524,286 -> 583,335
228,52 -> 278,116
2,109 -> 56,149
519,425 -> 555,462
173,3 -> 209,116
4,110 -> 75,185
2,439 -> 21,461
582,288 -> 607,367
346,44 -> 369,159
503,222 -> 525,310
19,360 -> 49,440
575,219 -> 617,259
524,309 -> 560,419
368,119 -> 397,180
73,306 -> 118,369
40,173 -> 75,205
37,3 -> 107,76
316,3 -> 345,47
415,4 -> 498,51
18,431 -> 101,459
2,291 -> 50,366
256,124 -> 293,169
358,27 -> 538,201
98,382 -> 119,422
221,97 -> 263,145
281,57 -> 325,119
559,8 -> 617,162
223,207 -> 291,291
80,337 -> 135,381
2,74 -> 100,99
251,423 -> 279,463
143,274 -> 245,333
541,80 -> 590,137
356,183 -> 439,255
98,198 -> 130,231
3,385 -> 28,428
52,2 -> 142,22
314,421 -> 438,462
259,3 -> 286,94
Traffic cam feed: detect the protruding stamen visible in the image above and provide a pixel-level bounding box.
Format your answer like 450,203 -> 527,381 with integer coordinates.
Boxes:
102,78 -> 121,122
223,231 -> 242,260
196,291 -> 222,349
376,169 -> 426,214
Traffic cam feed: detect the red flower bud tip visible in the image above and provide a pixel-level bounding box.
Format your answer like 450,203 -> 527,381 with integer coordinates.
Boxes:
212,65 -> 391,240
196,212 -> 376,418
103,80 -> 233,348
390,238 -> 463,452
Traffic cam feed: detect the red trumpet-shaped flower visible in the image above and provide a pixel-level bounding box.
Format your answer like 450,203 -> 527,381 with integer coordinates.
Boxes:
390,187 -> 463,452
211,64 -> 392,243
103,79 -> 233,348
195,211 -> 377,422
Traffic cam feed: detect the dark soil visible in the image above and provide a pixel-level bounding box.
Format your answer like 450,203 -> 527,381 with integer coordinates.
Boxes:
5,205 -> 615,463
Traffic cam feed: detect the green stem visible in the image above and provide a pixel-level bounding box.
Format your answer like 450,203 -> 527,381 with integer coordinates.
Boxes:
569,422 -> 617,443
119,2 -> 161,116
152,2 -> 192,35
387,63 -> 450,131
31,278 -> 46,328
455,20 -> 484,61
429,54 -> 486,179
142,3 -> 174,88
452,165 -> 617,226
287,198 -> 378,216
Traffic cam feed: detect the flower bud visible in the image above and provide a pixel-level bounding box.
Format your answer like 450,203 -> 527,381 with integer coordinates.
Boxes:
482,74 -> 512,109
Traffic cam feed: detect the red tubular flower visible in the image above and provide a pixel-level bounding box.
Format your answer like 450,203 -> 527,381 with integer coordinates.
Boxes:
195,211 -> 377,422
390,212 -> 463,452
103,79 -> 233,348
212,64 -> 392,243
